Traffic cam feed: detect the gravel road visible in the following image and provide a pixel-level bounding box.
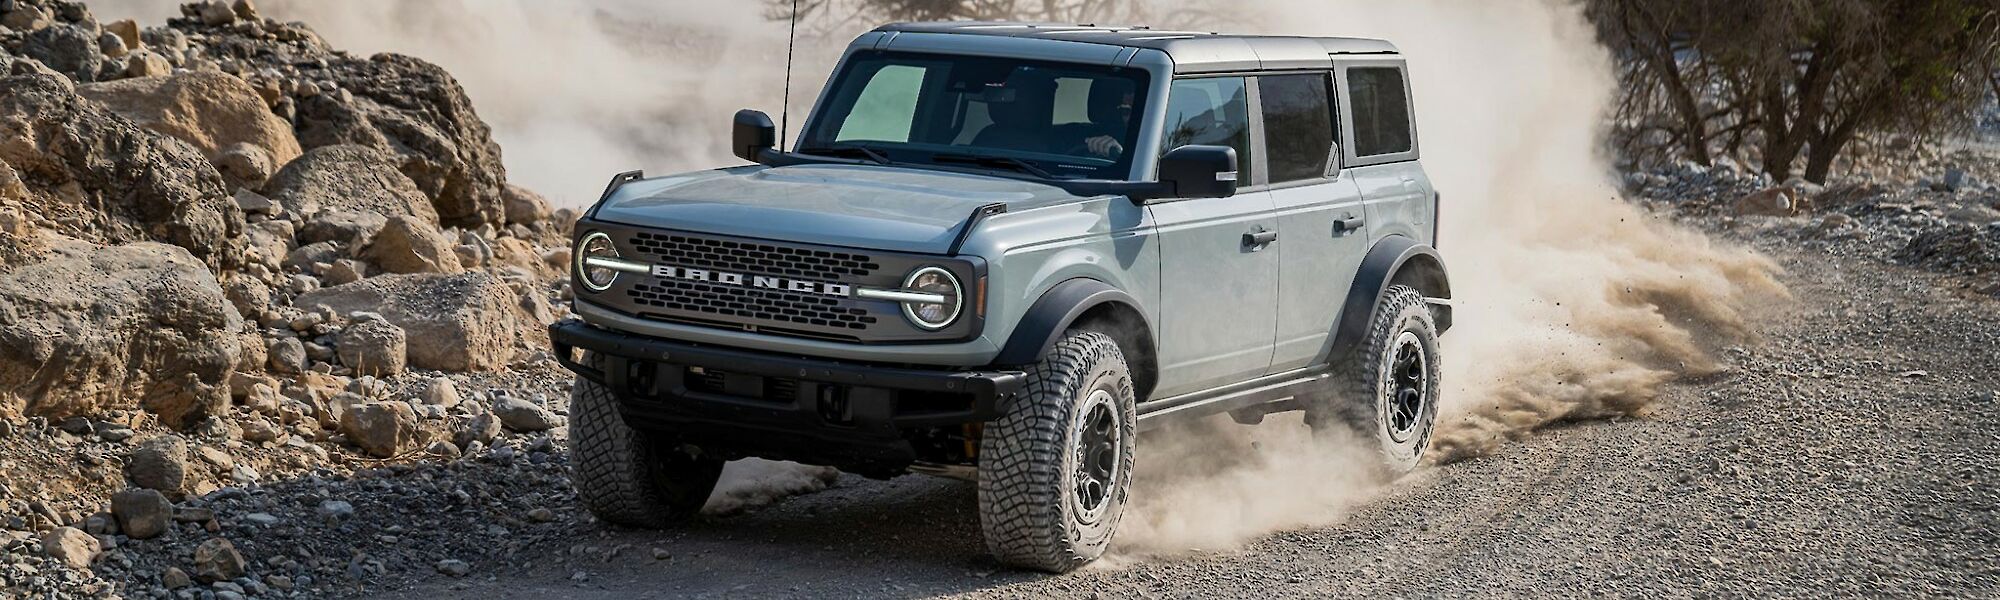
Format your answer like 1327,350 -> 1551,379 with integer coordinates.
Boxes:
386,242 -> 2000,599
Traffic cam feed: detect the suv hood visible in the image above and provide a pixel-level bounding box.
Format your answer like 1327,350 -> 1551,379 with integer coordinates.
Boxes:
592,164 -> 1090,254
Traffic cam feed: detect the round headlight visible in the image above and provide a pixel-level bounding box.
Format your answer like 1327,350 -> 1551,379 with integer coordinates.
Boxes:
902,266 -> 963,330
574,232 -> 620,292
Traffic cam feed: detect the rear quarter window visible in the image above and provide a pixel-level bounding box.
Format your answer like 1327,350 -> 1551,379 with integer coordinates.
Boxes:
1347,67 -> 1412,157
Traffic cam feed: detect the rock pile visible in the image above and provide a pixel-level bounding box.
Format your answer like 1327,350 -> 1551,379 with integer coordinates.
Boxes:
0,0 -> 593,596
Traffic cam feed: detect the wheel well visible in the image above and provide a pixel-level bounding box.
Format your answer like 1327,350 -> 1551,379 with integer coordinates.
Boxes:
1388,252 -> 1450,300
1070,302 -> 1158,401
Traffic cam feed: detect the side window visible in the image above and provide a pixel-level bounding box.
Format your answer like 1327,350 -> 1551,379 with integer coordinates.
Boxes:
1162,77 -> 1253,185
835,64 -> 926,143
1258,73 -> 1337,183
1346,67 -> 1412,156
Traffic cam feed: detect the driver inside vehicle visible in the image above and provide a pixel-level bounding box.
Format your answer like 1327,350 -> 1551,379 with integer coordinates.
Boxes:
973,72 -> 1135,161
1059,78 -> 1136,160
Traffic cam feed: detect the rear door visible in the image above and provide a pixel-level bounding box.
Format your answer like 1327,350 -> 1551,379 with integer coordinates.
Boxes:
1147,76 -> 1281,397
1259,72 -> 1372,372
1337,61 -> 1433,246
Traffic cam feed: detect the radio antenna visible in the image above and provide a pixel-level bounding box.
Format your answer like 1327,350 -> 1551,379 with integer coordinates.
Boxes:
780,0 -> 800,151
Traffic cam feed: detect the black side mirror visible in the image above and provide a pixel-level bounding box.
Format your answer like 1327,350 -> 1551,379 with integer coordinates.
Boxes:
1156,145 -> 1239,199
732,109 -> 777,163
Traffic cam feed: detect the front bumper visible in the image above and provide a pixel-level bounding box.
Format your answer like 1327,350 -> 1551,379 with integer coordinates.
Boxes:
549,320 -> 1026,472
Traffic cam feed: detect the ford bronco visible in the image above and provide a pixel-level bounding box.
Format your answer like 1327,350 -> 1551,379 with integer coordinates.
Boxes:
551,22 -> 1450,572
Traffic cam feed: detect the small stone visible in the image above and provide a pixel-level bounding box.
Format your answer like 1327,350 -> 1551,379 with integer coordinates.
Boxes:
200,1 -> 238,26
526,507 -> 556,523
126,437 -> 191,496
426,440 -> 460,457
42,527 -> 99,569
267,337 -> 306,375
421,377 -> 461,408
110,488 -> 173,540
493,397 -> 562,433
651,548 -> 670,560
162,566 -> 192,588
243,512 -> 280,526
339,402 -> 421,458
196,446 -> 234,470
335,318 -> 407,377
192,538 -> 247,583
125,50 -> 172,77
316,500 -> 354,522
435,559 -> 471,577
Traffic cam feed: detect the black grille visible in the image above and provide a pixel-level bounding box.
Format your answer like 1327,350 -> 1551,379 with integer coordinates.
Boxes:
629,232 -> 880,278
628,281 -> 877,330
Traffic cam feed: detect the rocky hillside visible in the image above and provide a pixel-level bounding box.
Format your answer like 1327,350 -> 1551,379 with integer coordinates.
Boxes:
0,1 -> 612,597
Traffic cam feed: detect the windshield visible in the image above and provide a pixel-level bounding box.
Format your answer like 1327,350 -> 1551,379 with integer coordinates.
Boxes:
800,51 -> 1151,180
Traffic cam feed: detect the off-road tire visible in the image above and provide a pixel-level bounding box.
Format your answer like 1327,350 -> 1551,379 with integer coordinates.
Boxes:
571,374 -> 724,528
978,330 -> 1137,573
1309,284 -> 1441,475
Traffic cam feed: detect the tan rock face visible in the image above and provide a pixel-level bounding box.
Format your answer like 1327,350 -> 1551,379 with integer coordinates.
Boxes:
76,71 -> 303,167
0,239 -> 243,428
262,144 -> 439,225
295,54 -> 508,229
0,73 -> 244,269
296,272 -> 533,371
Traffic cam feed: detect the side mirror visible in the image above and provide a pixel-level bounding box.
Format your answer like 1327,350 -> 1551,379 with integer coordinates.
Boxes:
1157,145 -> 1238,199
732,109 -> 777,163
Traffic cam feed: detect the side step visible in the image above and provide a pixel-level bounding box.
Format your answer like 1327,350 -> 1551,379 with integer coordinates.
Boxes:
1135,367 -> 1330,431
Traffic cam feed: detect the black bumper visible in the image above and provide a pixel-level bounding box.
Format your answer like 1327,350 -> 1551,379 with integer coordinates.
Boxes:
549,320 -> 1025,472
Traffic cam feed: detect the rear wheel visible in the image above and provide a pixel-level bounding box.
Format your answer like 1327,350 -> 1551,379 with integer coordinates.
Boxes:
1308,285 -> 1440,475
978,330 -> 1136,573
571,372 -> 724,527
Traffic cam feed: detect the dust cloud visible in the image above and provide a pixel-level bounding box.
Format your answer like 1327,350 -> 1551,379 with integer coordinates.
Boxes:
1110,0 -> 1787,557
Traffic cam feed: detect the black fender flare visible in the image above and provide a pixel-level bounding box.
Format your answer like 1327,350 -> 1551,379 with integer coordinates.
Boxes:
992,278 -> 1154,367
1330,236 -> 1452,359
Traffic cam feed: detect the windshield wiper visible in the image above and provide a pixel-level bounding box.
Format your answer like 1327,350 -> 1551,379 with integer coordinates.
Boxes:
927,152 -> 1057,179
799,145 -> 890,165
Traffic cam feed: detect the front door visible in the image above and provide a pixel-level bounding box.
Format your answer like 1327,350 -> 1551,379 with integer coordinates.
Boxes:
1148,76 -> 1279,397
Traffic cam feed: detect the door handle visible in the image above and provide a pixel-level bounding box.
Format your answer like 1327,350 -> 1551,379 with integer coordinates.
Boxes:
1243,229 -> 1278,248
1336,216 -> 1366,233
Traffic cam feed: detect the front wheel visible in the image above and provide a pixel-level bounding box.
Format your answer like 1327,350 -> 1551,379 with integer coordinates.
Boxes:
978,330 -> 1137,573
1308,284 -> 1440,475
571,374 -> 725,527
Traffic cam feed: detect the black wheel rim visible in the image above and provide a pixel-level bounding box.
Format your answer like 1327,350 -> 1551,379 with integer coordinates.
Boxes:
1386,332 -> 1429,443
1072,389 -> 1120,522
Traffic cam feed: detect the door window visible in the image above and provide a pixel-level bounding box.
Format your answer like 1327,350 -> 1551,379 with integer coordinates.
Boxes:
1346,67 -> 1412,156
1258,73 -> 1338,183
1162,77 -> 1254,185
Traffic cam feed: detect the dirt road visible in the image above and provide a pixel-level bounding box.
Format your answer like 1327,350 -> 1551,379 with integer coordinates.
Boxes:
389,243 -> 2000,599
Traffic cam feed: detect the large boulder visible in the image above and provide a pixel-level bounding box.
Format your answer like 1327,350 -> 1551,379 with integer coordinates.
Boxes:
262,144 -> 439,224
363,215 -> 460,274
0,239 -> 243,428
295,54 -> 507,228
0,74 -> 244,268
295,273 -> 532,371
19,24 -> 102,83
77,71 -> 304,167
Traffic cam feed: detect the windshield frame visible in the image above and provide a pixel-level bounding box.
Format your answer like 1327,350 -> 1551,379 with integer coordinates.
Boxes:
797,50 -> 1154,182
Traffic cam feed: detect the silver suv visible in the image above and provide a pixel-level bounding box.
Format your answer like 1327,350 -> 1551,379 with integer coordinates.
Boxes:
552,22 -> 1450,572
